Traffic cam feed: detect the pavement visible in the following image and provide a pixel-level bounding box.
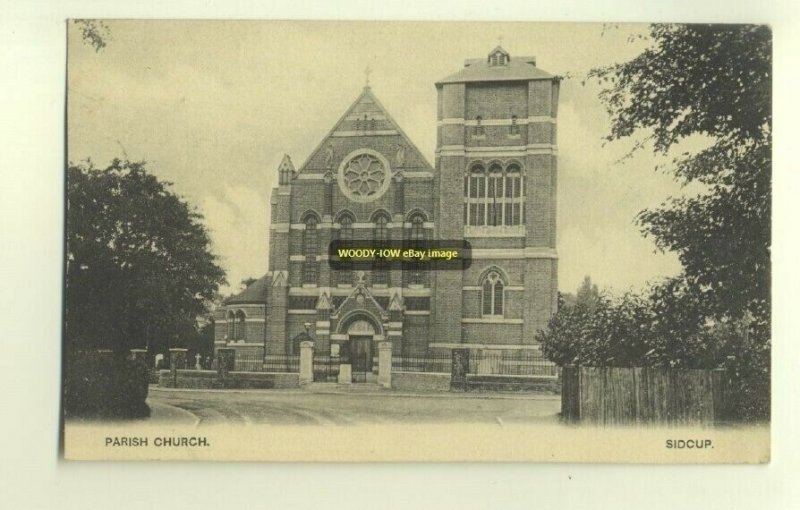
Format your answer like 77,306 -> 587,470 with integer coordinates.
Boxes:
145,385 -> 561,426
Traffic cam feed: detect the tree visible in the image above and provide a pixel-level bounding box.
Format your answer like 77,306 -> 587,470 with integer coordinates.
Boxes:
540,24 -> 772,420
73,19 -> 111,52
66,159 -> 226,356
540,279 -> 726,368
575,276 -> 601,313
590,24 -> 771,336
240,277 -> 258,289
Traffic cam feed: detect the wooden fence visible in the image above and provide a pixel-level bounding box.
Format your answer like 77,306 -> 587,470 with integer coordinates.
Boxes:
561,366 -> 729,426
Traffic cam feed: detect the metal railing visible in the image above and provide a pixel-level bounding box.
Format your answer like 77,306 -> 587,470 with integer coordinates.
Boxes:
230,353 -> 300,373
313,355 -> 340,382
262,354 -> 300,373
392,353 -> 451,373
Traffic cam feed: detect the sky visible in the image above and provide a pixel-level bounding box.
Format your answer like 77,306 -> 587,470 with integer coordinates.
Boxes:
67,20 -> 692,296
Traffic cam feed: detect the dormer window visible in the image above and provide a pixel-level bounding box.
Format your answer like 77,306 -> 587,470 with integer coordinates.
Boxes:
488,47 -> 509,66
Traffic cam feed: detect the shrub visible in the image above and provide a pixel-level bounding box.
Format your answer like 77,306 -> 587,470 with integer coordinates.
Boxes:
64,350 -> 150,420
538,279 -> 770,422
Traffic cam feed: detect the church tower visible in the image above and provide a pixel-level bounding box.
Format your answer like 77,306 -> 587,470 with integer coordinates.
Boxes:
433,46 -> 560,348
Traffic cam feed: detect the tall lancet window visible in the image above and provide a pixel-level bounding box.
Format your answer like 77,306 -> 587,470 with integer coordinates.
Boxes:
487,163 -> 503,226
372,213 -> 390,285
336,213 -> 354,284
504,164 -> 524,225
302,214 -> 319,284
234,310 -> 246,340
226,311 -> 235,340
481,271 -> 505,317
405,213 -> 428,286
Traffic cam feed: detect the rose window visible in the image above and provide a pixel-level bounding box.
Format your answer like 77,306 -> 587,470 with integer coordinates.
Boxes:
337,149 -> 391,202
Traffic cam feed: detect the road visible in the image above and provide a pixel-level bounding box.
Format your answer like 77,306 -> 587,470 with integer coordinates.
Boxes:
145,387 -> 561,426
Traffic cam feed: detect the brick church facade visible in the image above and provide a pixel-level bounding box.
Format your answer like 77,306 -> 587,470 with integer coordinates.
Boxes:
213,47 -> 560,367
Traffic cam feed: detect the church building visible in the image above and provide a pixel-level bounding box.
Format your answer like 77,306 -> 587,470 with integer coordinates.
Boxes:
214,47 -> 560,372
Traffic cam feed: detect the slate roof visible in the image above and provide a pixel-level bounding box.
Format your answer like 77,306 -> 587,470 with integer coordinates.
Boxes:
436,53 -> 554,85
224,274 -> 269,305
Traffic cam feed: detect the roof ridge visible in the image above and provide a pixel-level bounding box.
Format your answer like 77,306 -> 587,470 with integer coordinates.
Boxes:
224,273 -> 270,305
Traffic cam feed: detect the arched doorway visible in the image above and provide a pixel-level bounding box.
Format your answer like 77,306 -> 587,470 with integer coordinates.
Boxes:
338,315 -> 380,382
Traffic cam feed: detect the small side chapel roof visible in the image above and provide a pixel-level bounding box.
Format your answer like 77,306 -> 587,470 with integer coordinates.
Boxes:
224,274 -> 269,305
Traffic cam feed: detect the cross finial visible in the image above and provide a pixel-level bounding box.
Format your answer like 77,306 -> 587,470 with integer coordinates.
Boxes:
497,35 -> 503,46
364,65 -> 372,87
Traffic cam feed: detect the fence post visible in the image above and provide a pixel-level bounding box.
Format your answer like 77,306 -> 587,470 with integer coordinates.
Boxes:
450,348 -> 469,391
299,341 -> 314,385
338,364 -> 352,385
129,348 -> 148,365
377,341 -> 392,388
713,355 -> 737,424
215,348 -> 235,388
129,348 -> 150,386
168,348 -> 188,387
561,365 -> 580,423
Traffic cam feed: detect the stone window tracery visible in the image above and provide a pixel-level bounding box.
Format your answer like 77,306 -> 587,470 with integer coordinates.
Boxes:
481,271 -> 505,317
463,162 -> 525,227
337,150 -> 391,203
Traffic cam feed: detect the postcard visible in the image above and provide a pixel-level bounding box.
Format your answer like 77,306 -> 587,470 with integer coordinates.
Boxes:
63,20 -> 771,462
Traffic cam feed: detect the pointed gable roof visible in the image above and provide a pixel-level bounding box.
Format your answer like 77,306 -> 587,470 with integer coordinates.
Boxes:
295,86 -> 434,175
488,45 -> 510,58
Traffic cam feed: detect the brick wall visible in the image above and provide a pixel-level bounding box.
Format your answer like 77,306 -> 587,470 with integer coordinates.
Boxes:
465,82 -> 529,119
523,258 -> 557,340
392,371 -> 451,391
402,315 -> 430,356
462,322 -> 524,344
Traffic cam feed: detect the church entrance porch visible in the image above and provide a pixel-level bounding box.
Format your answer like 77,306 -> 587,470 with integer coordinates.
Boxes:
333,317 -> 380,383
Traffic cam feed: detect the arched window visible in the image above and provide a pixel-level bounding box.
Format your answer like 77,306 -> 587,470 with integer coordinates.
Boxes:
474,116 -> 484,137
489,51 -> 508,66
373,213 -> 389,240
302,214 -> 319,284
372,213 -> 390,285
464,162 -> 525,227
465,164 -> 485,226
409,214 -> 426,241
338,214 -> 353,240
505,164 -> 523,225
336,213 -> 354,284
234,310 -> 246,340
226,311 -> 235,340
487,164 -> 503,227
406,213 -> 428,286
481,271 -> 504,316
